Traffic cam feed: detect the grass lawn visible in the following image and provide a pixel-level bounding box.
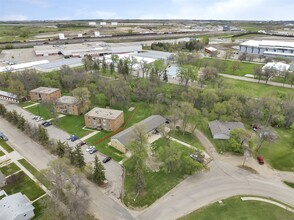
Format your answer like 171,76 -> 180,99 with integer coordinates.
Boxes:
260,128 -> 294,172
169,130 -> 204,150
54,115 -> 92,138
0,139 -> 14,152
197,57 -> 263,76
223,78 -> 294,98
26,104 -> 53,120
3,171 -> 46,201
18,159 -> 50,188
284,181 -> 294,189
123,138 -> 202,208
19,101 -> 36,108
126,102 -> 153,128
0,163 -> 20,176
86,131 -> 125,162
0,151 -> 4,157
180,196 -> 294,220
32,195 -> 48,220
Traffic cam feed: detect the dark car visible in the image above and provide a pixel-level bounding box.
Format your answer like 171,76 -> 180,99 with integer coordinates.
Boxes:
76,141 -> 86,147
89,148 -> 97,154
70,135 -> 79,142
43,121 -> 52,127
257,156 -> 264,165
103,156 -> 112,163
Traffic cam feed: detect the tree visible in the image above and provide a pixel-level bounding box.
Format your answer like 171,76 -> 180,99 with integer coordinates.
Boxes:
256,128 -> 277,152
72,87 -> 91,114
290,123 -> 294,146
139,60 -> 152,78
200,66 -> 218,82
163,70 -> 168,82
224,49 -> 233,59
38,125 -> 49,146
92,155 -> 106,185
82,55 -> 93,70
158,142 -> 182,173
73,147 -> 85,168
153,59 -> 167,80
238,53 -> 247,61
56,140 -> 66,158
288,72 -> 294,87
281,70 -> 291,86
253,66 -> 262,83
231,62 -> 241,73
102,56 -> 107,74
228,129 -> 252,154
0,104 -> 7,116
262,67 -> 276,84
177,65 -> 198,86
8,79 -> 26,99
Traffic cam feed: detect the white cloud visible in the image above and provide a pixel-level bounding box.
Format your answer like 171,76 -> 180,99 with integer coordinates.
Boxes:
0,15 -> 29,21
75,9 -> 117,19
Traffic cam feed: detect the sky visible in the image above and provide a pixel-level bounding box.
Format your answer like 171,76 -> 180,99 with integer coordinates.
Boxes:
0,0 -> 293,21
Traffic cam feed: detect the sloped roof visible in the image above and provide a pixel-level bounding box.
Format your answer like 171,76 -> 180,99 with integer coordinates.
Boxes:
0,90 -> 17,99
209,120 -> 245,138
111,115 -> 166,146
0,193 -> 34,219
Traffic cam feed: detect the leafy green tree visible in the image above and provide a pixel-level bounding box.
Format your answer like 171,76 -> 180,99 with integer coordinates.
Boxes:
182,155 -> 202,175
72,87 -> 91,114
73,147 -> 85,168
177,65 -> 198,86
158,143 -> 182,173
8,79 -> 26,99
92,155 -> 106,185
56,140 -> 66,158
0,104 -> 7,116
290,123 -> 294,146
38,125 -> 49,146
16,115 -> 26,131
228,129 -> 252,154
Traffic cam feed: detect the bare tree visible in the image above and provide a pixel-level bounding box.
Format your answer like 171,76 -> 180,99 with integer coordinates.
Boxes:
256,128 -> 277,152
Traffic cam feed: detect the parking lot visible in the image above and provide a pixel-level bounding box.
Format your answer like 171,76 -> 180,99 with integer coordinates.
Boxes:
0,100 -> 123,199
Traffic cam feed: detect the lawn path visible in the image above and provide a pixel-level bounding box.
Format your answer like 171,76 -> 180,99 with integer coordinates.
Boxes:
23,103 -> 39,109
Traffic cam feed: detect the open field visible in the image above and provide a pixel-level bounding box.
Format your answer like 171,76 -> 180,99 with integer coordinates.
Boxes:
284,181 -> 294,189
26,104 -> 53,120
169,130 -> 204,150
123,138 -> 202,207
19,101 -> 36,108
197,58 -> 263,76
0,139 -> 14,152
260,128 -> 294,172
180,196 -> 294,220
54,115 -> 92,138
3,171 -> 46,201
0,163 -> 20,176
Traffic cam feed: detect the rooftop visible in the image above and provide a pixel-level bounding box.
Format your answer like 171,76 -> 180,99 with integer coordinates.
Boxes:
209,120 -> 245,139
112,115 -> 166,146
0,90 -> 17,99
56,96 -> 79,105
86,107 -> 123,120
0,192 -> 34,219
240,40 -> 294,49
36,58 -> 83,70
262,62 -> 291,72
30,87 -> 60,94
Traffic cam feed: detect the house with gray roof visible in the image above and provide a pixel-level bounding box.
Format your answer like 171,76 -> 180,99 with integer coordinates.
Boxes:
111,115 -> 166,153
0,90 -> 18,103
0,192 -> 35,220
208,120 -> 245,140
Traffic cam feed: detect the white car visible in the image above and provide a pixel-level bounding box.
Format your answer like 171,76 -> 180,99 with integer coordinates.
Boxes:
86,146 -> 94,152
36,117 -> 43,122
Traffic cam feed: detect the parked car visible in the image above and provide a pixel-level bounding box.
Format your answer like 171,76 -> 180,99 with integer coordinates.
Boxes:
89,148 -> 97,154
190,154 -> 203,163
43,121 -> 52,127
86,146 -> 95,152
257,156 -> 264,165
76,141 -> 86,147
0,132 -> 8,141
103,156 -> 112,163
70,135 -> 79,142
36,117 -> 43,122
32,115 -> 38,120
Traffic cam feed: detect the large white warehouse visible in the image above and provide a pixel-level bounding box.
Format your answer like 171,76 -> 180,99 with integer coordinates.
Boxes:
239,40 -> 294,59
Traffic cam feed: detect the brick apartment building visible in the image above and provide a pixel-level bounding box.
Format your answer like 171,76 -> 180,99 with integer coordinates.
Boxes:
54,96 -> 82,115
30,87 -> 61,102
85,107 -> 124,131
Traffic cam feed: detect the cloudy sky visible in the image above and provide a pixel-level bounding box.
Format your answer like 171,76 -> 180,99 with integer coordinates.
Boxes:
1,0 -> 293,21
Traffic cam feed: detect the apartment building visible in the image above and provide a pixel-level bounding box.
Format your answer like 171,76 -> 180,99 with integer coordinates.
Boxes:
54,96 -> 82,115
29,87 -> 61,102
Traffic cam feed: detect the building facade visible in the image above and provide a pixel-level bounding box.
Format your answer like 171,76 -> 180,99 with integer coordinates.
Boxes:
54,96 -> 82,115
85,107 -> 124,131
239,40 -> 294,59
29,87 -> 61,102
0,90 -> 18,103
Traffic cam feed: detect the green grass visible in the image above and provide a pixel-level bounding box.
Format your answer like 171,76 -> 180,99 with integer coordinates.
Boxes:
126,102 -> 153,128
123,138 -> 201,207
197,57 -> 263,76
19,101 -> 36,108
260,128 -> 294,172
0,163 -> 20,176
26,104 -> 53,120
0,139 -> 14,152
86,131 -> 124,161
3,171 -> 46,201
223,78 -> 294,99
0,151 -> 4,157
18,159 -> 50,188
284,181 -> 294,189
169,130 -> 204,150
180,196 -> 294,220
54,115 -> 92,138
32,195 -> 48,220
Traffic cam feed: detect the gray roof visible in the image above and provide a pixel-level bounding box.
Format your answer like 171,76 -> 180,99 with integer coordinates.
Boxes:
86,107 -> 123,120
111,115 -> 166,146
56,96 -> 79,105
0,90 -> 17,99
208,120 -> 245,139
136,50 -> 173,60
36,58 -> 83,70
30,87 -> 59,94
0,192 -> 34,219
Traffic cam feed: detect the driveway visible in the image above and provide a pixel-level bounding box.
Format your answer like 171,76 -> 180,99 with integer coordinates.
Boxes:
1,100 -> 123,199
